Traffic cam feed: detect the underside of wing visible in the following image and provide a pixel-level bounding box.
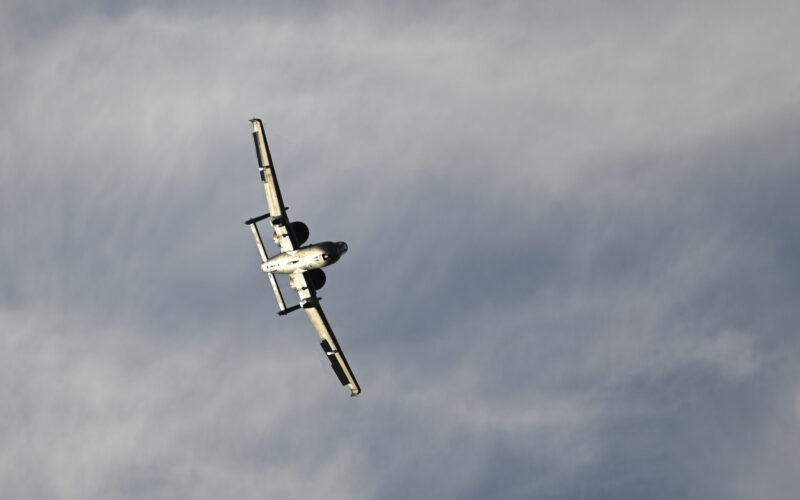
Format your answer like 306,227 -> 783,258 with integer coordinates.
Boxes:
250,119 -> 287,221
250,119 -> 297,253
290,273 -> 361,396
307,303 -> 361,397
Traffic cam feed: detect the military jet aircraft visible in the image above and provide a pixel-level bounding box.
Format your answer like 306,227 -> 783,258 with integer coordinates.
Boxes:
244,119 -> 361,397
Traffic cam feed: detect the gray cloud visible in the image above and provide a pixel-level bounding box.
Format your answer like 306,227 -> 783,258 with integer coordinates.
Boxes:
2,1 -> 800,498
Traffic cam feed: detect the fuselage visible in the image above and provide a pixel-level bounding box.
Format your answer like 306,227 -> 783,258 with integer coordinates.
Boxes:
261,241 -> 348,274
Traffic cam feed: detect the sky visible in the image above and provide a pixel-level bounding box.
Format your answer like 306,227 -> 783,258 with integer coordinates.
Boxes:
2,1 -> 800,498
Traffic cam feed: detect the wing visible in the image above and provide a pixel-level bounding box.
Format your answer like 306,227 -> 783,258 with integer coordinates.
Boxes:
250,119 -> 296,253
290,272 -> 361,397
250,119 -> 286,219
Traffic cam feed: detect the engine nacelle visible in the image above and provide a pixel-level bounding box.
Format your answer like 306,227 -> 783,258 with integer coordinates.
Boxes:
290,221 -> 310,247
272,221 -> 310,247
305,269 -> 326,290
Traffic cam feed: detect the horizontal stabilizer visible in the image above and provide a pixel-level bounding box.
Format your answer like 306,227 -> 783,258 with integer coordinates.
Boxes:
278,304 -> 301,316
244,213 -> 271,225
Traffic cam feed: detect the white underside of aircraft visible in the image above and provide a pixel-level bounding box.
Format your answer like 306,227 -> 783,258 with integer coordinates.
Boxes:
245,119 -> 361,397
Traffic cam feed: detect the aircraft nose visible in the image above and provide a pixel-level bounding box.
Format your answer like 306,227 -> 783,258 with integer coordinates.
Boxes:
338,241 -> 348,255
